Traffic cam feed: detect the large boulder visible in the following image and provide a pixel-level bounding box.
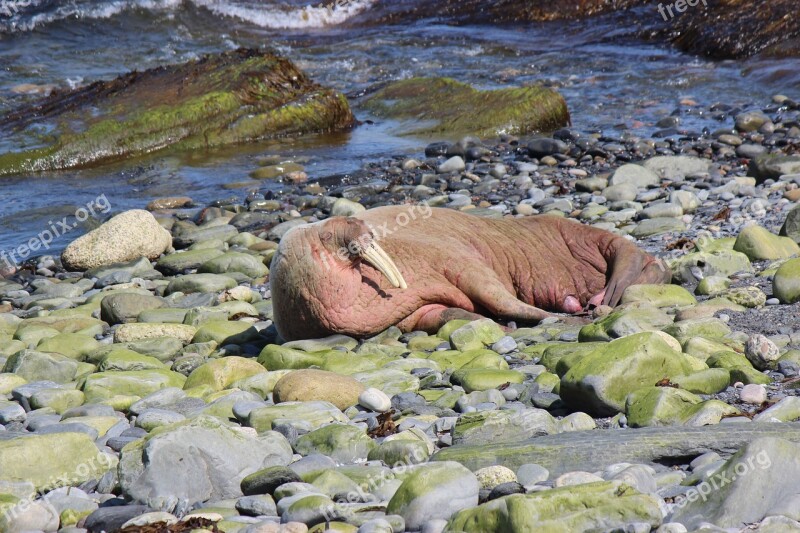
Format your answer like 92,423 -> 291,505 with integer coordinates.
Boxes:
560,332 -> 699,416
733,225 -> 800,261
362,77 -> 569,137
62,210 -> 172,271
118,416 -> 292,513
0,49 -> 354,175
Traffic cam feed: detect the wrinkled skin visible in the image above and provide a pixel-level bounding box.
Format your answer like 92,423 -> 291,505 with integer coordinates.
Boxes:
270,206 -> 670,341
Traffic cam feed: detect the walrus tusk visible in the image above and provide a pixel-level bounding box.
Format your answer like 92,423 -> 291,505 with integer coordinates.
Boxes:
360,241 -> 408,289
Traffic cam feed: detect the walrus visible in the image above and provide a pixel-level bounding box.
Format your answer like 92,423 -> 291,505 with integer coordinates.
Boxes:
270,205 -> 670,341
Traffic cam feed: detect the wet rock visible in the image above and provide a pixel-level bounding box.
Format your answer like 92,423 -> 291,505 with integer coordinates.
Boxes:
0,49 -> 354,175
362,77 -> 569,137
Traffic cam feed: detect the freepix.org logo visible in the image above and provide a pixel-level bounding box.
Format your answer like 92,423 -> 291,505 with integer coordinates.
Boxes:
0,194 -> 112,270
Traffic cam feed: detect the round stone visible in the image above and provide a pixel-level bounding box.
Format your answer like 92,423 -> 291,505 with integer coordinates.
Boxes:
474,465 -> 517,490
273,369 -> 365,410
740,384 -> 767,405
359,388 -> 392,412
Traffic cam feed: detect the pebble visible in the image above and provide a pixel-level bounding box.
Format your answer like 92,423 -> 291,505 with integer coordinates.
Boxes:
740,384 -> 767,404
359,388 -> 392,412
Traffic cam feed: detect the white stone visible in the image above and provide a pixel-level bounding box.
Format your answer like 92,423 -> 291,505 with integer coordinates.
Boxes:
359,387 -> 392,412
740,384 -> 767,405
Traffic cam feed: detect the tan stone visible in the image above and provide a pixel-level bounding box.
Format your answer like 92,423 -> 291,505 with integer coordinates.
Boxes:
62,209 -> 172,270
273,369 -> 365,410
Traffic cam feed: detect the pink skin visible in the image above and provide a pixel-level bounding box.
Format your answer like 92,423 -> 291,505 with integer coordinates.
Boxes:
270,206 -> 671,341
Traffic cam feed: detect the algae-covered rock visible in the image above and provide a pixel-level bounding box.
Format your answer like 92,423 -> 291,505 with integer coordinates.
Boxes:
387,462 -> 479,531
82,369 -> 186,402
669,249 -> 752,283
247,401 -> 348,433
0,433 -> 116,491
294,423 -> 375,463
0,49 -> 354,175
183,356 -> 266,392
449,319 -> 506,351
362,77 -> 569,137
773,258 -> 800,304
445,481 -> 662,533
733,225 -> 800,261
578,306 -> 673,342
625,386 -> 738,427
620,284 -> 696,308
560,332 -> 698,416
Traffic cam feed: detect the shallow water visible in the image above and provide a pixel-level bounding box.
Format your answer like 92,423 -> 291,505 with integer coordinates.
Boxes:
0,0 -> 798,254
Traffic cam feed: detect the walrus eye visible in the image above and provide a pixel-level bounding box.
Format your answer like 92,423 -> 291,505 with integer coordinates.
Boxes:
320,231 -> 333,242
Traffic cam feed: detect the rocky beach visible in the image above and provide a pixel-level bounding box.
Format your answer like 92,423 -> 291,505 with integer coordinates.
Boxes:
1,1 -> 800,532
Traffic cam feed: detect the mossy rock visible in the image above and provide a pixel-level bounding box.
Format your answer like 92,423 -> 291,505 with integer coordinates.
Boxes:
294,423 -> 375,463
0,49 -> 354,175
36,333 -> 101,361
625,386 -> 702,427
0,433 -> 116,492
199,251 -> 269,278
184,356 -> 266,391
247,401 -> 348,433
257,344 -> 326,370
620,284 -> 697,308
578,307 -> 672,342
82,369 -> 186,402
733,225 -> 800,261
362,77 -> 569,137
450,368 -> 525,393
97,350 -> 166,372
560,332 -> 698,416
445,481 -> 661,533
773,258 -> 800,304
191,320 -> 262,345
669,249 -> 752,283
671,368 -> 731,395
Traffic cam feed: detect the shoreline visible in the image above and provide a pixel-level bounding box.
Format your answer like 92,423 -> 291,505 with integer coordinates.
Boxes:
0,91 -> 799,531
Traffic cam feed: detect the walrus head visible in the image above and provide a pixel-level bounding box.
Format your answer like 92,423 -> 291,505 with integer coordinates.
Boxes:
270,216 -> 407,340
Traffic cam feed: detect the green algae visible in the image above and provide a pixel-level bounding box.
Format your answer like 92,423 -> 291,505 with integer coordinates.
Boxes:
362,77 -> 570,137
0,48 -> 354,176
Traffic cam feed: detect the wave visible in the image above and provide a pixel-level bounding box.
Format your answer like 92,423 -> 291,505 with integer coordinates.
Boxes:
0,0 -> 377,33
